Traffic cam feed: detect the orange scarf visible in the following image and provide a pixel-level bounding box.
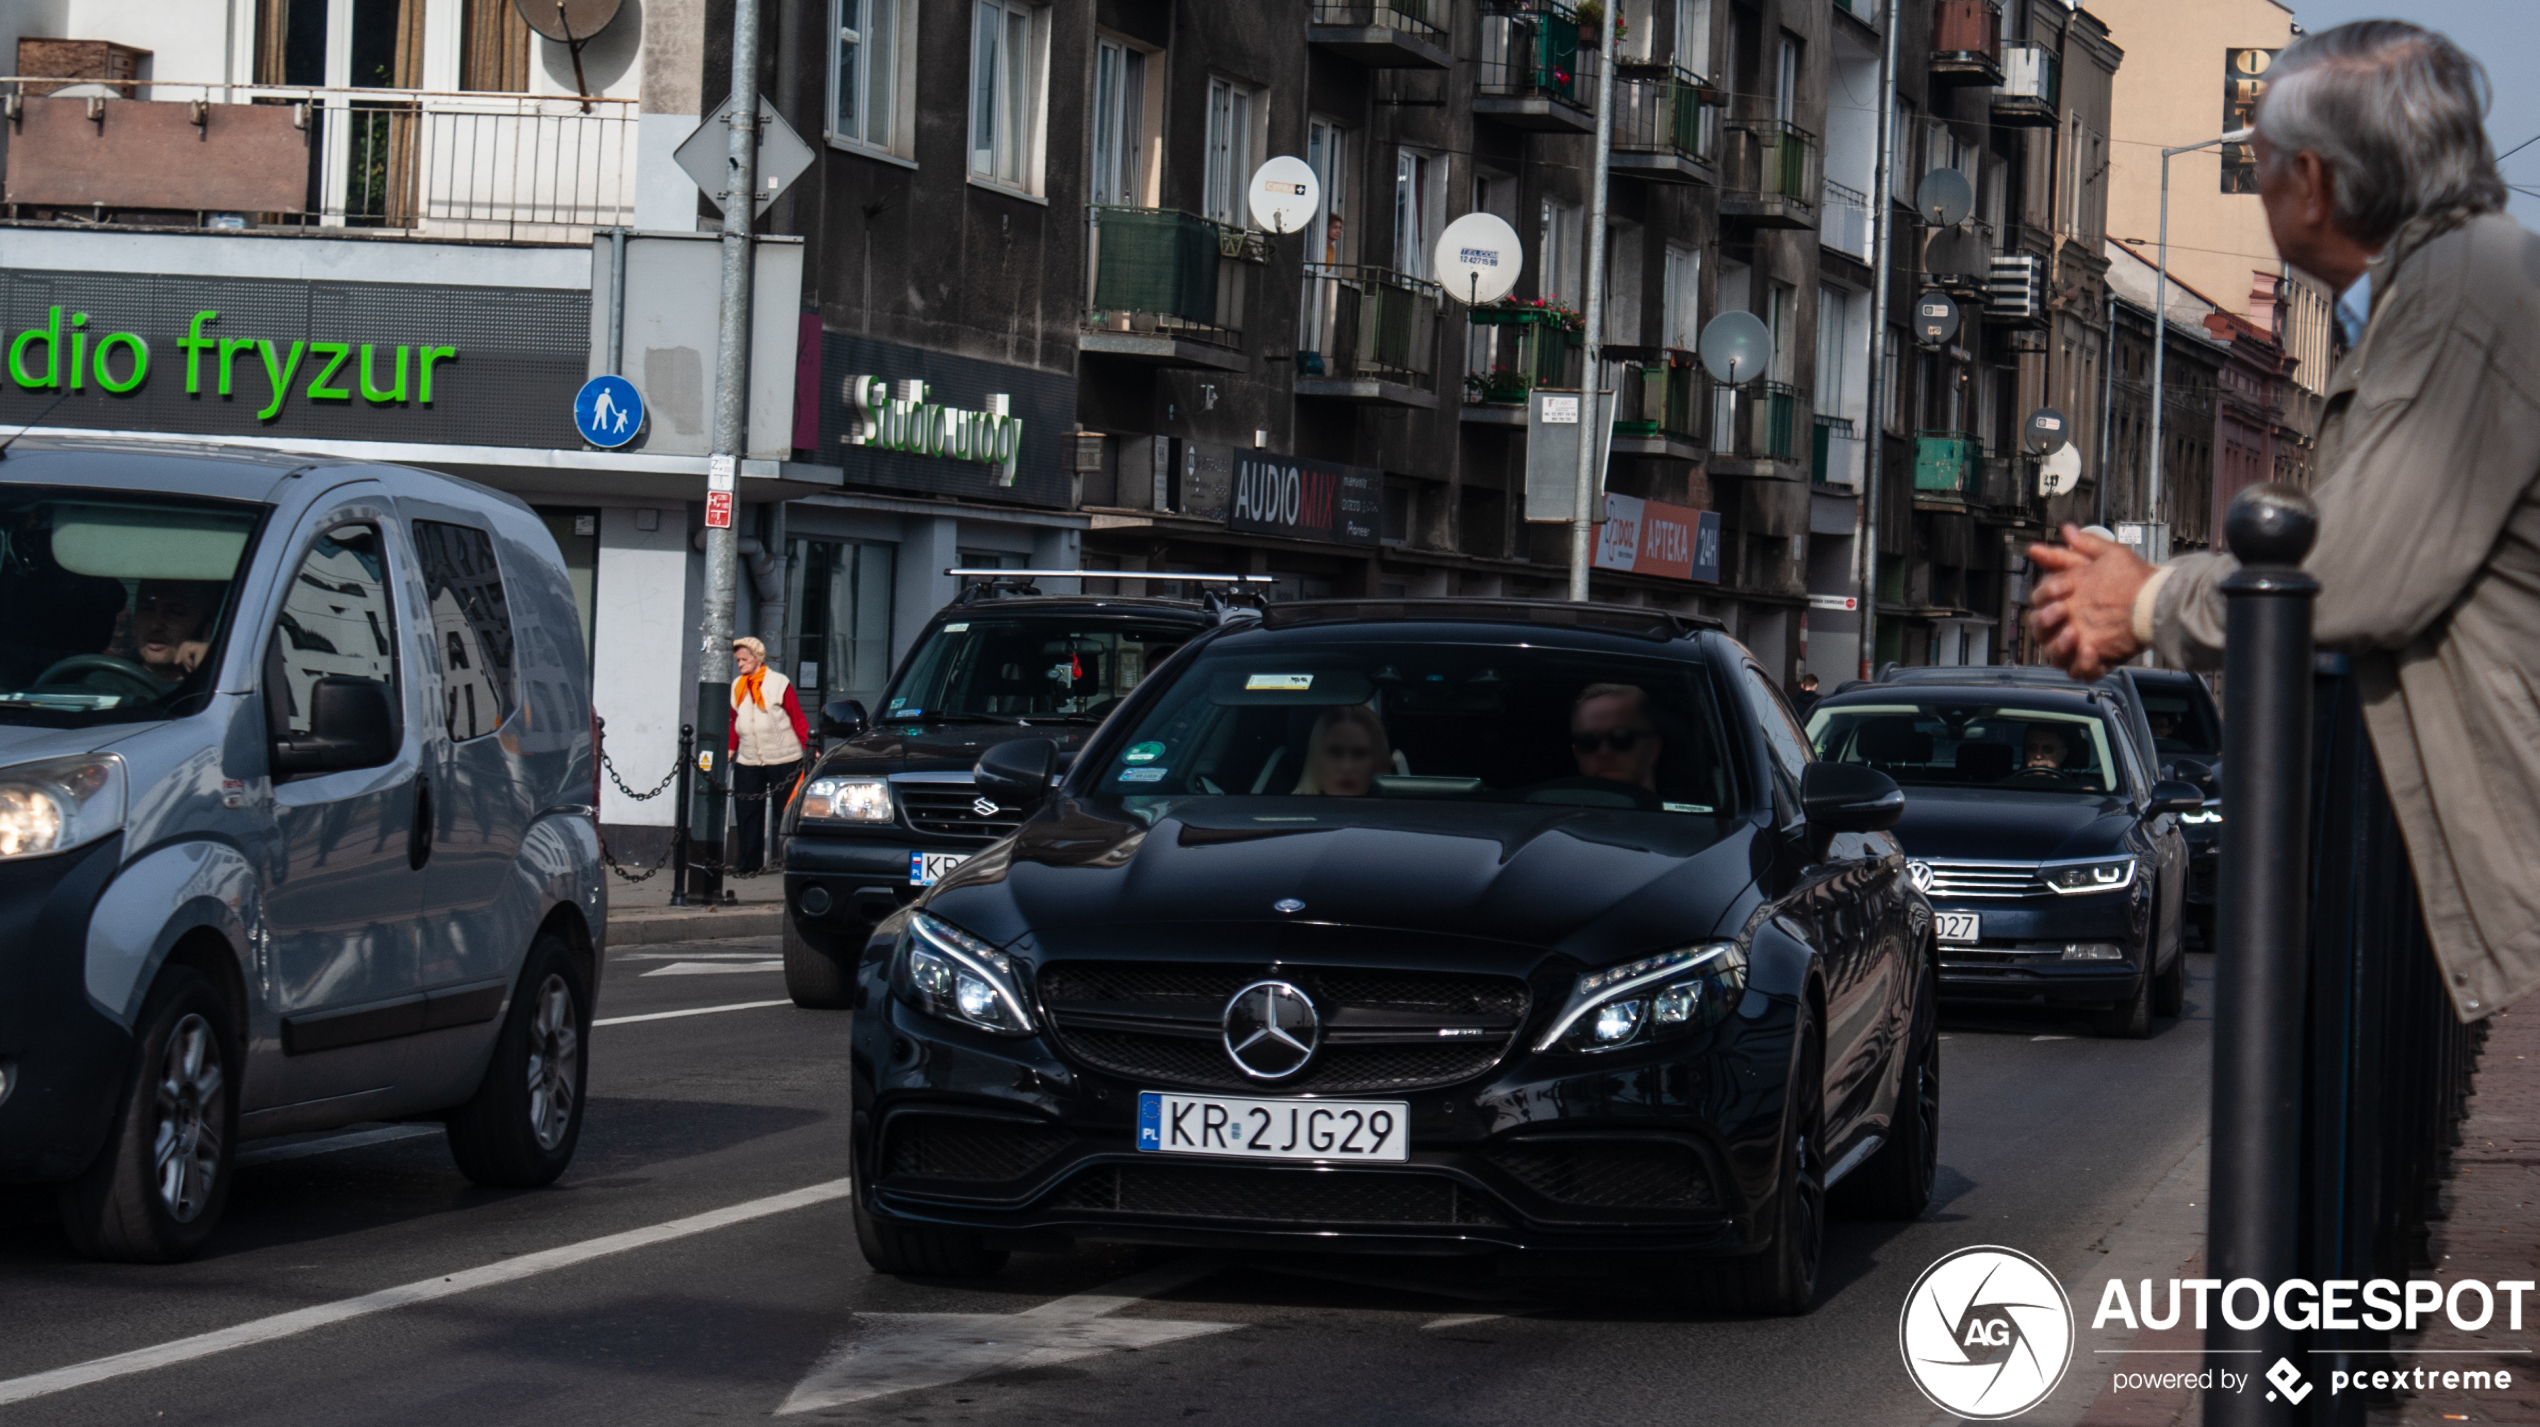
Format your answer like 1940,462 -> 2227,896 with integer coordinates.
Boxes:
734,667 -> 767,710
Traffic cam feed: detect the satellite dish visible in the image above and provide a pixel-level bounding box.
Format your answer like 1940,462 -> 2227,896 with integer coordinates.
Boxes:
1247,156 -> 1321,236
514,0 -> 626,41
1912,290 -> 1962,346
1916,168 -> 1972,228
2025,407 -> 2070,455
2040,445 -> 2084,497
1697,310 -> 1775,386
1434,212 -> 1524,305
2080,523 -> 2118,542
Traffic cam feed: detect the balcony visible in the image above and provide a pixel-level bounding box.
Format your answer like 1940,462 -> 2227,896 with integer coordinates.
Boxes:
1993,42 -> 2060,126
1296,264 -> 1443,407
1606,348 -> 1707,456
0,81 -> 635,241
1719,119 -> 1821,228
1610,66 -> 1719,184
1462,302 -> 1582,419
1913,430 -> 1977,496
1930,0 -> 2003,86
1476,0 -> 1600,134
1710,379 -> 1806,471
1309,0 -> 1452,68
1083,207 -> 1264,371
1820,177 -> 1872,260
1812,414 -> 1859,486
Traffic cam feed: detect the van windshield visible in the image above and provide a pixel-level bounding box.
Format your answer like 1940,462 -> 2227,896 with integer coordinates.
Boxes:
0,488 -> 264,727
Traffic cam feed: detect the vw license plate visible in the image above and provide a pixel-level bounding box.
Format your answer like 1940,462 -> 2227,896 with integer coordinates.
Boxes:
1137,1090 -> 1410,1163
909,851 -> 968,887
1935,912 -> 1982,944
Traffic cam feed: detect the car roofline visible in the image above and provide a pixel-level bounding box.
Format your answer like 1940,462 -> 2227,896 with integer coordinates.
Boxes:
1258,597 -> 1720,640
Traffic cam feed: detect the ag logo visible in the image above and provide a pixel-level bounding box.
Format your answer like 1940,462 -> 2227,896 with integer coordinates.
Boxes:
1899,1245 -> 2074,1419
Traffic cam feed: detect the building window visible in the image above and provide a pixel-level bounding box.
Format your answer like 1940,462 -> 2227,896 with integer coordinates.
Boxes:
1663,243 -> 1700,350
1676,0 -> 1713,77
1775,34 -> 1799,125
1205,78 -> 1260,226
1815,284 -> 1846,415
1395,147 -> 1444,280
831,0 -> 911,156
1882,325 -> 1904,433
1540,198 -> 1582,304
1092,38 -> 1152,205
459,0 -> 530,91
969,0 -> 1046,193
1308,118 -> 1351,262
1767,280 -> 1795,382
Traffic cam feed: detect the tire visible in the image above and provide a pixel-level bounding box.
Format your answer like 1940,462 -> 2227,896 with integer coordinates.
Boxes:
57,966 -> 239,1263
1692,1000 -> 1825,1316
2153,946 -> 2187,1019
1841,975 -> 1939,1221
854,1195 -> 1008,1278
447,934 -> 589,1187
783,914 -> 857,1010
2093,964 -> 2154,1039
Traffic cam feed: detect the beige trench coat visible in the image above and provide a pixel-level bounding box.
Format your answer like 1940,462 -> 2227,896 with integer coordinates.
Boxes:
2150,209 -> 2540,1021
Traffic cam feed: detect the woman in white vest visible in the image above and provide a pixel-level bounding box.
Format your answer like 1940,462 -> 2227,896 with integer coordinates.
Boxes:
727,636 -> 813,874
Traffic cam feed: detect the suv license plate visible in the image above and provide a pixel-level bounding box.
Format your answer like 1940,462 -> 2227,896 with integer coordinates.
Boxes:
1935,912 -> 1981,944
909,851 -> 968,887
1137,1090 -> 1410,1163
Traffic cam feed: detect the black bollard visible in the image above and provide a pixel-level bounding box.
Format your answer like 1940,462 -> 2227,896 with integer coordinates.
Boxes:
670,722 -> 695,908
2207,485 -> 2319,1425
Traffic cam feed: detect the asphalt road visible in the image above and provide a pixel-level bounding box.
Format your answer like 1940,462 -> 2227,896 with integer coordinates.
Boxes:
0,940 -> 2217,1426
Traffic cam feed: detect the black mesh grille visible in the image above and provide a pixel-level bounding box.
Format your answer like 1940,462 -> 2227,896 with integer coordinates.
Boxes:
1484,1139 -> 1716,1214
882,1116 -> 1074,1182
1057,1028 -> 1509,1094
1054,1163 -> 1507,1226
899,784 -> 1026,840
1039,963 -> 1527,1017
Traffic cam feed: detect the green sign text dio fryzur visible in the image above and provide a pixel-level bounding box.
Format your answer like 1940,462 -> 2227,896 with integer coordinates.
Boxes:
6,309 -> 459,422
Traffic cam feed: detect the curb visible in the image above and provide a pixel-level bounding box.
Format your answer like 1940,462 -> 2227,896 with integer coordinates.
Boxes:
606,906 -> 786,945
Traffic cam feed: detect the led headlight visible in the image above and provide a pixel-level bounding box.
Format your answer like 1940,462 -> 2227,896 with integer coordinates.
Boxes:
800,776 -> 893,824
2042,856 -> 2137,894
2179,807 -> 2224,825
1536,942 -> 1748,1053
893,912 -> 1036,1036
0,755 -> 124,861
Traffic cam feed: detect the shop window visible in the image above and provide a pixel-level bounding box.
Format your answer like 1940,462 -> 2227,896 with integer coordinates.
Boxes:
785,540 -> 897,713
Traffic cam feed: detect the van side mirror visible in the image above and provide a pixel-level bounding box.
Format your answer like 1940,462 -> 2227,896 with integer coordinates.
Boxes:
821,699 -> 868,738
2148,780 -> 2207,815
1800,762 -> 1904,862
974,737 -> 1057,811
271,676 -> 398,777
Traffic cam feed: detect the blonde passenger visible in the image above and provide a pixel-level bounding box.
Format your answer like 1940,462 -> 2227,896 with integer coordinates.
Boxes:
1292,705 -> 1388,797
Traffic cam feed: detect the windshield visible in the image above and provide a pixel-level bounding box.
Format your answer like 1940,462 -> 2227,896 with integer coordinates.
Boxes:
1807,701 -> 2123,796
1088,638 -> 1737,814
883,615 -> 1197,722
0,487 -> 263,727
2139,687 -> 2219,756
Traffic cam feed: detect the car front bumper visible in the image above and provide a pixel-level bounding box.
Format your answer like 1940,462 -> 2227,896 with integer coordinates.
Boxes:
785,832 -> 989,942
1932,885 -> 2153,1008
0,835 -> 136,1183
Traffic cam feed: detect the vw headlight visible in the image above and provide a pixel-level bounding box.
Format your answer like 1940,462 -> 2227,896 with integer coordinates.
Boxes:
801,776 -> 893,824
0,755 -> 124,861
2042,856 -> 2138,894
893,911 -> 1036,1036
1537,942 -> 1747,1053
2179,806 -> 2224,825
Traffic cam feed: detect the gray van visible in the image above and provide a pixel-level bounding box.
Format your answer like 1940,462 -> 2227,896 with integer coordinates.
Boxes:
0,439 -> 604,1261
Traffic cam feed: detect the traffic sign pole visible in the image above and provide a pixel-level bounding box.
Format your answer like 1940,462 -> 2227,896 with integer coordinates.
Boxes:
698,0 -> 759,887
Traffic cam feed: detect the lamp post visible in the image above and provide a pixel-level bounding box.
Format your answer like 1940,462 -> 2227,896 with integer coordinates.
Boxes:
1567,0 -> 1620,601
2145,127 -> 2251,535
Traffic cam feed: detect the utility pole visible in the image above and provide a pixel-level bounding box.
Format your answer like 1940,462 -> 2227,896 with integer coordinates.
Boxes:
2149,128 -> 2247,537
702,6 -> 761,721
1854,0 -> 1900,676
1566,0 -> 1619,602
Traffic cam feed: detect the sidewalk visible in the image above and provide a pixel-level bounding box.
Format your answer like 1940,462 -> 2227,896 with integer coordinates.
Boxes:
604,868 -> 789,944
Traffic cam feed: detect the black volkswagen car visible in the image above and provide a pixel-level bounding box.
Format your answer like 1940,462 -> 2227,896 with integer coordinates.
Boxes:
1807,682 -> 2202,1037
847,600 -> 1936,1315
2127,668 -> 2224,945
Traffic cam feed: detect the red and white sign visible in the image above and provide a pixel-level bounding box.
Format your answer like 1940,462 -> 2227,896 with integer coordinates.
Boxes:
704,490 -> 734,528
1593,493 -> 1718,582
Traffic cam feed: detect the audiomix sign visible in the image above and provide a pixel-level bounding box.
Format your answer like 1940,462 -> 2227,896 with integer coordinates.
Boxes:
1229,453 -> 1382,546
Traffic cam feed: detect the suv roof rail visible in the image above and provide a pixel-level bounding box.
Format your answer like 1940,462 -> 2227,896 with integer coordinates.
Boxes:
943,568 -> 1276,607
1259,598 -> 1720,639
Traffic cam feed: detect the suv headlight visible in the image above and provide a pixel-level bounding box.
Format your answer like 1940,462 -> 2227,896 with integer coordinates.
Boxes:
2042,856 -> 2137,894
0,755 -> 125,860
892,912 -> 1036,1036
801,776 -> 893,824
1536,942 -> 1748,1053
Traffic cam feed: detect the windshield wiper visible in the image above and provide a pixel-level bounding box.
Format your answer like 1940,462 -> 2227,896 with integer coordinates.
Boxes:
901,711 -> 1029,726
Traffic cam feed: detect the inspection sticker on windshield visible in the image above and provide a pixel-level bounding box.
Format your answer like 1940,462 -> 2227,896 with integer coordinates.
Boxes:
1124,740 -> 1166,763
909,851 -> 969,887
1246,673 -> 1314,691
1119,767 -> 1167,783
1935,912 -> 1981,944
1138,1090 -> 1409,1162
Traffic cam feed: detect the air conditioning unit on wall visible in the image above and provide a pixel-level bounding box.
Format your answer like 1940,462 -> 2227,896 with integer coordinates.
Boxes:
1988,254 -> 2045,322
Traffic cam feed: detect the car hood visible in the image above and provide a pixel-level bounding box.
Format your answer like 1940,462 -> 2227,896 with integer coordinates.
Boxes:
922,796 -> 1763,971
1886,785 -> 2137,862
817,719 -> 1098,777
0,719 -> 156,768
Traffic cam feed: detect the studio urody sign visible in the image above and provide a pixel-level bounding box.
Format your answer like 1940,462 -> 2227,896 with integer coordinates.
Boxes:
842,375 -> 1023,485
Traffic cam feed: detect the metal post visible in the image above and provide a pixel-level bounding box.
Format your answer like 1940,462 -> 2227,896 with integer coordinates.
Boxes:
2149,129 -> 2245,534
607,226 -> 628,377
702,0 -> 762,733
670,722 -> 695,908
1566,0 -> 1619,602
1854,0 -> 1901,677
2207,484 -> 2319,1427
2096,284 -> 2116,530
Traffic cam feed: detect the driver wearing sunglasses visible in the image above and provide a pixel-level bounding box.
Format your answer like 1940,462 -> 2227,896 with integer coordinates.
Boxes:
1570,682 -> 1664,790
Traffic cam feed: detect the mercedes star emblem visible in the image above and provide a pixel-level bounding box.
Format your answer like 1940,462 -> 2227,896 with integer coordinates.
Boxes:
1907,860 -> 1936,893
1273,897 -> 1305,914
1222,980 -> 1320,1080
971,795 -> 1001,818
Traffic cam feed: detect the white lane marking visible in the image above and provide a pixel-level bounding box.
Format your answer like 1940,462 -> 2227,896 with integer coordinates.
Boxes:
234,1125 -> 441,1168
618,951 -> 791,963
593,999 -> 793,1027
2032,1035 -> 2075,1042
777,1258 -> 1233,1415
639,960 -> 785,977
1422,1312 -> 1518,1330
0,1177 -> 856,1409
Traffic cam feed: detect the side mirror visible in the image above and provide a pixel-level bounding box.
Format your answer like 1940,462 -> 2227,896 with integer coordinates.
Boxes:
271,676 -> 398,777
1800,762 -> 1904,861
2163,755 -> 2217,792
821,698 -> 868,738
2148,779 -> 2207,815
974,737 -> 1058,811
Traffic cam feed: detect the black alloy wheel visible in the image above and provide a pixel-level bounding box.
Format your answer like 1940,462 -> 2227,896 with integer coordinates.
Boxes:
58,966 -> 240,1262
1693,998 -> 1826,1316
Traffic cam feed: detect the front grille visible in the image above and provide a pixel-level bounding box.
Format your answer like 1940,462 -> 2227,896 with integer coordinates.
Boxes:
882,1115 -> 1075,1182
1054,1162 -> 1507,1226
1916,859 -> 2049,899
1038,961 -> 1532,1094
899,782 -> 1026,839
1485,1139 -> 1716,1214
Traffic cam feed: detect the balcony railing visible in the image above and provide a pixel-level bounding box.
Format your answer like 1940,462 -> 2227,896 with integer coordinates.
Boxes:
1309,0 -> 1452,66
1610,66 -> 1718,178
1298,263 -> 1443,391
1812,413 -> 1858,485
1609,350 -> 1707,444
1930,0 -> 2004,82
1913,429 -> 1978,494
1086,206 -> 1263,352
1310,0 -> 1446,38
1464,304 -> 1582,402
1821,177 -> 1871,259
1994,42 -> 2060,125
1720,119 -> 1821,226
1712,380 -> 1805,461
1477,0 -> 1601,130
0,80 -> 635,241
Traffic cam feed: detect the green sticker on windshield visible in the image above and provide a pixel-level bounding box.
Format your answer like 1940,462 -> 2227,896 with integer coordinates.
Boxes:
1124,741 -> 1166,764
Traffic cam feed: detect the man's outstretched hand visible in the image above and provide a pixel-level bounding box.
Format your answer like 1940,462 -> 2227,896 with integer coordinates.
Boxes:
2027,524 -> 2156,681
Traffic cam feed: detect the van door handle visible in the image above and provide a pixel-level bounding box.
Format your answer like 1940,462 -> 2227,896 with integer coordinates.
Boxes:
409,773 -> 433,871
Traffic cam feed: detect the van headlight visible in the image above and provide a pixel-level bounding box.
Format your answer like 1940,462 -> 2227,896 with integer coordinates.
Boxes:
2042,856 -> 2138,894
1537,942 -> 1747,1053
892,912 -> 1036,1036
0,755 -> 124,860
801,776 -> 893,823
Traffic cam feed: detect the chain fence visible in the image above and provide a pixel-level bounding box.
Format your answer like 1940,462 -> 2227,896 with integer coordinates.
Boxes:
594,742 -> 816,884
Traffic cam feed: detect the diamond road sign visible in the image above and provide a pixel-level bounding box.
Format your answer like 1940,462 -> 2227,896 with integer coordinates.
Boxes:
674,96 -> 816,219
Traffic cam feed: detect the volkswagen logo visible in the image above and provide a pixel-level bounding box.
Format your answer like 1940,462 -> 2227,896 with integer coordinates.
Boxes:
1273,897 -> 1306,915
1221,981 -> 1319,1080
971,796 -> 1002,818
1907,859 -> 1936,893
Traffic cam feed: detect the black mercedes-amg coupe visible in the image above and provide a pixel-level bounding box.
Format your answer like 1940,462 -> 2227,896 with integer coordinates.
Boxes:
846,600 -> 1937,1315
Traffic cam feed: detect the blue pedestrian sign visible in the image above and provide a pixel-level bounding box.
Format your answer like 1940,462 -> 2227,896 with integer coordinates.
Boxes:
573,374 -> 644,448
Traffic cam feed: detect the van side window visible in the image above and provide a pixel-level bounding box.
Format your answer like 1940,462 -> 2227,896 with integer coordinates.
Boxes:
267,524 -> 397,737
412,521 -> 518,741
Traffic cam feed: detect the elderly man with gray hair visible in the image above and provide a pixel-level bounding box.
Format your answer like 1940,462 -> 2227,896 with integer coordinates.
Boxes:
2025,21 -> 2537,1020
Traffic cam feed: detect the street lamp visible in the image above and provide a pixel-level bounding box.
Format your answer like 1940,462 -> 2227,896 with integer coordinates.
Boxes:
2145,127 -> 2253,544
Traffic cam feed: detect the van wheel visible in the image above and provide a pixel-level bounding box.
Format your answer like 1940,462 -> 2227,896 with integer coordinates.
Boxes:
854,1196 -> 1008,1278
1691,1001 -> 1824,1316
2153,948 -> 2186,1019
447,934 -> 589,1187
58,967 -> 239,1263
783,915 -> 856,1010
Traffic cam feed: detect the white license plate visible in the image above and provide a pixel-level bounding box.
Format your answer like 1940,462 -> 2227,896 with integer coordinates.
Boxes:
1935,912 -> 1982,944
1137,1090 -> 1410,1163
909,851 -> 968,887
